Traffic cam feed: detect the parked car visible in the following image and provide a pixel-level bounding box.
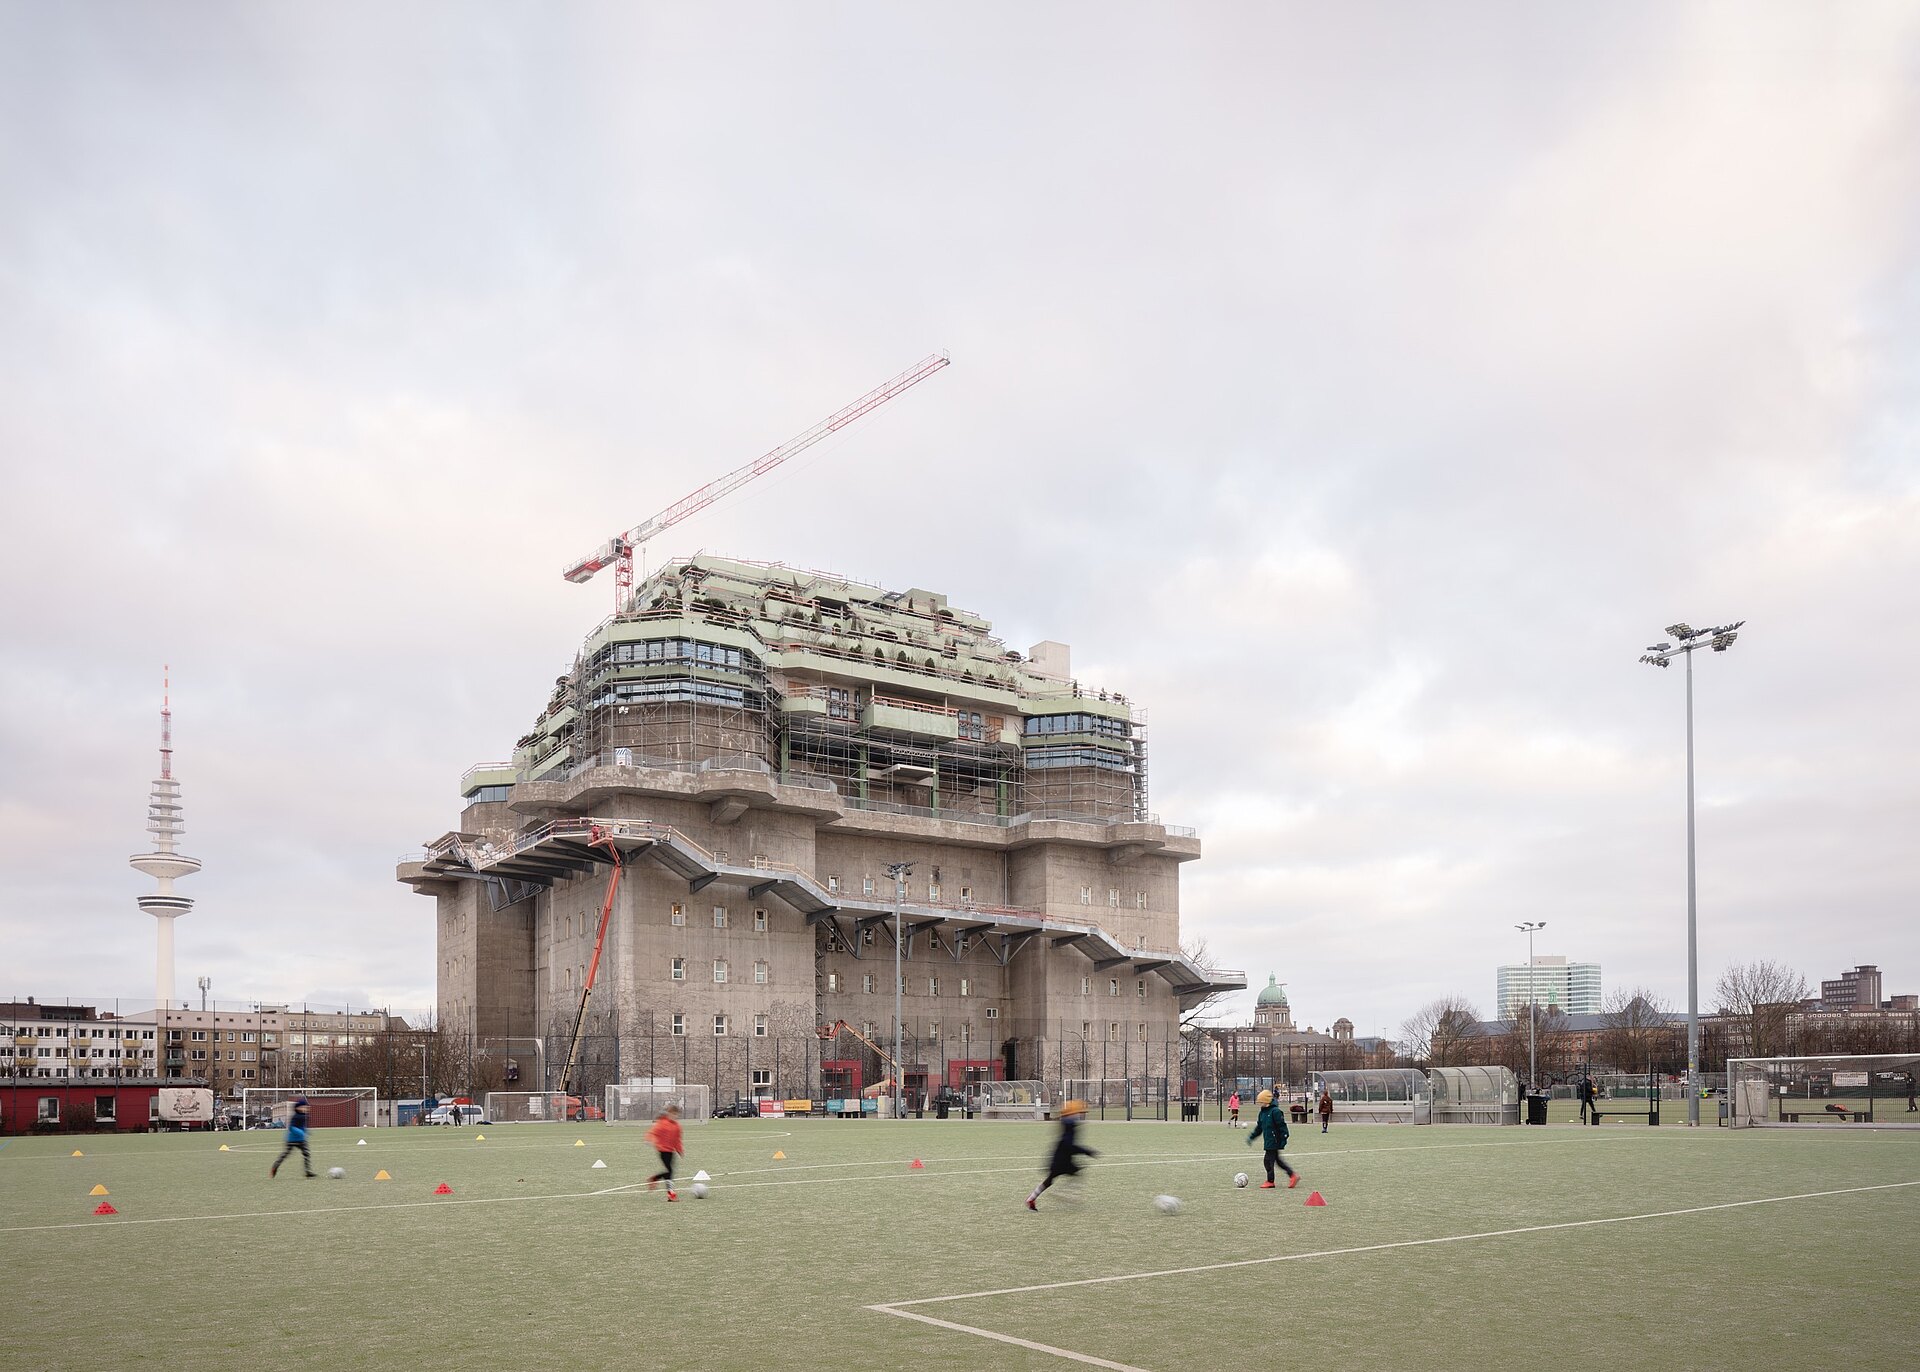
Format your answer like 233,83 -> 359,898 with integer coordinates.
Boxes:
712,1098 -> 759,1119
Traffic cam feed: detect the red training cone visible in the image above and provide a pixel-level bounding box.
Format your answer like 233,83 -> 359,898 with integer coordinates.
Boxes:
909,1159 -> 924,1170
433,1183 -> 453,1195
93,1201 -> 117,1215
1304,1191 -> 1327,1207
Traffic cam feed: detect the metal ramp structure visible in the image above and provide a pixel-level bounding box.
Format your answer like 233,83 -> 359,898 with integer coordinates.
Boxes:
409,817 -> 1242,1005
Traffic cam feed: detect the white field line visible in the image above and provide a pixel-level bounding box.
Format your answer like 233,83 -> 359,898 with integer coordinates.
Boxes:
867,1180 -> 1920,1371
873,1307 -> 1152,1372
0,1131 -> 1642,1234
872,1178 -> 1920,1309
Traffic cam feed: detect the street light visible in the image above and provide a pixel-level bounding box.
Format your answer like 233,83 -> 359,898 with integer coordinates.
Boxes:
1639,618 -> 1744,1127
1515,921 -> 1545,1093
415,1044 -> 428,1103
884,861 -> 914,1122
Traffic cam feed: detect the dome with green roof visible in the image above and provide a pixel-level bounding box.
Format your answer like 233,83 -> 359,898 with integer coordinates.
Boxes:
1256,974 -> 1288,1006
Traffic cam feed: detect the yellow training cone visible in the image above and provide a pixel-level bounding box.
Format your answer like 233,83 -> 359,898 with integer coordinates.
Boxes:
772,1150 -> 786,1160
574,1139 -> 585,1147
89,1184 -> 109,1196
218,1143 -> 230,1151
70,1149 -> 84,1157
374,1170 -> 392,1181
474,1133 -> 485,1141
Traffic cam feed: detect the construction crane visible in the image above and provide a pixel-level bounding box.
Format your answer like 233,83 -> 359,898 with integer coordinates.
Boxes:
562,353 -> 951,608
558,827 -> 625,1104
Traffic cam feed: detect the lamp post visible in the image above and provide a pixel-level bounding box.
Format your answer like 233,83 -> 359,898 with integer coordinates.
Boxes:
1515,922 -> 1544,1093
1640,619 -> 1743,1127
415,1043 -> 428,1103
884,861 -> 914,1122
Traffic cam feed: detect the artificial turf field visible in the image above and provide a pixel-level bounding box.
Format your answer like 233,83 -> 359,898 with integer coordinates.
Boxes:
5,1118 -> 1915,1371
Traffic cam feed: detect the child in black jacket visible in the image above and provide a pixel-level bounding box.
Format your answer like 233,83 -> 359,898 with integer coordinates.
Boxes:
1026,1099 -> 1097,1209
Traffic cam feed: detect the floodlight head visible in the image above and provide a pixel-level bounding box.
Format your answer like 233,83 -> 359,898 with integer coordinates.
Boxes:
1665,623 -> 1694,639
1711,631 -> 1737,651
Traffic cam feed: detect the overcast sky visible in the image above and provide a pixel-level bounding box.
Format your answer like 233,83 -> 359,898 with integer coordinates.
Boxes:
3,3 -> 1916,1035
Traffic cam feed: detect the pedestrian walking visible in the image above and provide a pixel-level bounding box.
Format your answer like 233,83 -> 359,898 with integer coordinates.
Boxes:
1227,1090 -> 1241,1127
1318,1088 -> 1334,1134
1579,1073 -> 1602,1125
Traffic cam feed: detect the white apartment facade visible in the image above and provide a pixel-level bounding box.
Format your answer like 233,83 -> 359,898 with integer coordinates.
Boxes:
1496,956 -> 1602,1017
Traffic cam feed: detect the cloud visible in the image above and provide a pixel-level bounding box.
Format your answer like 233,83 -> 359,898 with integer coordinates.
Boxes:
2,3 -> 1917,1034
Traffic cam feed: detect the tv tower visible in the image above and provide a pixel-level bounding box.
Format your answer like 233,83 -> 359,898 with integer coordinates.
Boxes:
130,668 -> 200,1016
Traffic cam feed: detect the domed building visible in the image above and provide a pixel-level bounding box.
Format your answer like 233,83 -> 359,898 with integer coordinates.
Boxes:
1207,973 -> 1371,1089
1252,974 -> 1294,1032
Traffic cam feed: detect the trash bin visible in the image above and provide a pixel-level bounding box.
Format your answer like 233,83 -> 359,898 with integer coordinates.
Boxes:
1181,1099 -> 1199,1122
935,1098 -> 950,1120
1526,1094 -> 1549,1126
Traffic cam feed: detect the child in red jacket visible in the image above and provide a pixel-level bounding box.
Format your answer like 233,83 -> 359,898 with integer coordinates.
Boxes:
646,1105 -> 684,1200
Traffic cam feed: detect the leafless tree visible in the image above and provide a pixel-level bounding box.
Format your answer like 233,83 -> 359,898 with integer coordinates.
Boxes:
1714,961 -> 1808,1059
1599,987 -> 1679,1073
1400,996 -> 1482,1067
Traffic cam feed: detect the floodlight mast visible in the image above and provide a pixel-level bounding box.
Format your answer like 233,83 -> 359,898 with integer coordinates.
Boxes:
1638,619 -> 1745,1126
1515,921 -> 1545,1093
562,353 -> 952,610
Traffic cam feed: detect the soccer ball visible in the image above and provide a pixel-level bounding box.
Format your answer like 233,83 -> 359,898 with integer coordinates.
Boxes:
691,1182 -> 709,1199
327,1167 -> 345,1180
1153,1194 -> 1181,1214
1233,1172 -> 1249,1189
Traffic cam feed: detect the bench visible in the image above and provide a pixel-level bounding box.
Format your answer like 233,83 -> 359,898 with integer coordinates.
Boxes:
1780,1106 -> 1871,1123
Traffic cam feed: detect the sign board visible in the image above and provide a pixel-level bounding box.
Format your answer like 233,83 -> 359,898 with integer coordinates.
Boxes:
158,1088 -> 214,1122
1832,1072 -> 1869,1087
758,1101 -> 785,1118
783,1099 -> 814,1115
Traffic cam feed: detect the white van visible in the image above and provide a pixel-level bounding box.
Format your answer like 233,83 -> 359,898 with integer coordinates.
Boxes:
424,1104 -> 488,1126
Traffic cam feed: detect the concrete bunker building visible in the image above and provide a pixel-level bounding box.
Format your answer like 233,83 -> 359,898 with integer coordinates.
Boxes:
399,555 -> 1243,1106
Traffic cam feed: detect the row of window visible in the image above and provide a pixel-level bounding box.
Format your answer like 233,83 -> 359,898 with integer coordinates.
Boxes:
813,968 -> 1151,1002
6,1027 -> 159,1039
834,1020 -> 992,1043
563,905 -> 776,937
823,875 -> 979,903
1025,712 -> 1131,740
668,1013 -> 768,1037
1025,745 -> 1136,772
594,638 -> 757,671
671,958 -> 770,985
1079,886 -> 1151,909
588,679 -> 761,712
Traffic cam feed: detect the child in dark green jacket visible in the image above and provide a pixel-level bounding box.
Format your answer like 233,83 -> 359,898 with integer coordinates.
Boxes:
1246,1089 -> 1299,1190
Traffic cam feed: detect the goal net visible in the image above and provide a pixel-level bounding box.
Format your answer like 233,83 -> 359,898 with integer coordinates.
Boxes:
483,1091 -> 580,1124
241,1086 -> 378,1129
979,1080 -> 1049,1120
1728,1054 -> 1920,1128
1063,1078 -> 1137,1119
605,1082 -> 711,1124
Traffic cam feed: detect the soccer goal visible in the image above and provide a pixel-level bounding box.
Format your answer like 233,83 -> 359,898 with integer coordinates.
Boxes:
1728,1054 -> 1920,1128
241,1086 -> 378,1129
979,1080 -> 1049,1121
1063,1079 -> 1137,1120
605,1082 -> 711,1124
483,1091 -> 578,1124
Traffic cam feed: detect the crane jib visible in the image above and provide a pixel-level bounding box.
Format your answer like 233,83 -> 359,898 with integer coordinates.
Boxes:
560,353 -> 950,584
